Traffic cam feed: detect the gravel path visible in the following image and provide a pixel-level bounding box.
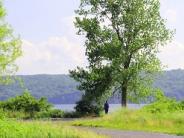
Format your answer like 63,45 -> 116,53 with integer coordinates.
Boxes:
77,127 -> 184,138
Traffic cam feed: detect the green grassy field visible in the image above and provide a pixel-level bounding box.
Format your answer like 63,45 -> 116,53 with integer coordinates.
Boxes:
73,109 -> 184,136
0,119 -> 106,138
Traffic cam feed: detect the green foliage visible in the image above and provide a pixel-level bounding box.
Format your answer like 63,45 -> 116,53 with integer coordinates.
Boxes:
0,109 -> 5,119
75,97 -> 103,116
70,67 -> 113,115
0,91 -> 52,117
142,97 -> 184,113
36,109 -> 64,118
63,111 -> 81,118
179,101 -> 184,110
0,0 -> 22,84
71,0 -> 173,109
2,110 -> 30,119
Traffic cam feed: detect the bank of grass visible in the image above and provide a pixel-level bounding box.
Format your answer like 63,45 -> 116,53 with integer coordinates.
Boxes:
73,108 -> 184,136
0,119 -> 106,138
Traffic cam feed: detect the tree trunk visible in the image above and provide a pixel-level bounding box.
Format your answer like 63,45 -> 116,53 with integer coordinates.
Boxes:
121,84 -> 127,107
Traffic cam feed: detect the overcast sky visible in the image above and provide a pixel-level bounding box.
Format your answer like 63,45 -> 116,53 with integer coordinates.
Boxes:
4,0 -> 184,75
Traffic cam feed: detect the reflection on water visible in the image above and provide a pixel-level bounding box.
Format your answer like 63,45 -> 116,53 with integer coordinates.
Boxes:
54,104 -> 145,112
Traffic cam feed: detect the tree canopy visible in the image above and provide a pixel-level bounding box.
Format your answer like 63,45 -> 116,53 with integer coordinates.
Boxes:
0,0 -> 22,84
72,0 -> 173,108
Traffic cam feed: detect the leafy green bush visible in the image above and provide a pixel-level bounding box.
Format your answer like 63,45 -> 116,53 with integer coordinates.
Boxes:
75,99 -> 103,116
36,109 -> 64,118
0,91 -> 52,117
142,97 -> 183,113
2,111 -> 30,119
179,100 -> 184,110
0,109 -> 6,120
63,111 -> 81,118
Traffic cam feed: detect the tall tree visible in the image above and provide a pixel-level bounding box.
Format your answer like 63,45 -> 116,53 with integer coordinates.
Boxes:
0,0 -> 22,84
70,0 -> 173,107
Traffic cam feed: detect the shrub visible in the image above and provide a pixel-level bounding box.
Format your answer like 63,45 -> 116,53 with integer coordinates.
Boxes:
0,109 -> 6,120
63,111 -> 81,118
142,97 -> 183,113
75,99 -> 103,117
36,109 -> 64,118
0,91 -> 52,117
179,100 -> 184,110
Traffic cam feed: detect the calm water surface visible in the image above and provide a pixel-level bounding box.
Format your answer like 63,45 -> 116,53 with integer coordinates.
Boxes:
54,104 -> 145,112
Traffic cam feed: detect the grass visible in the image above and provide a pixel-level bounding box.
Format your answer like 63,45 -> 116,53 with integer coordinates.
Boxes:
0,119 -> 106,138
1,97 -> 183,137
73,108 -> 184,136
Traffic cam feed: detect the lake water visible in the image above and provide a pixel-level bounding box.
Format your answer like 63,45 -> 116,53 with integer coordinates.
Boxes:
54,104 -> 145,112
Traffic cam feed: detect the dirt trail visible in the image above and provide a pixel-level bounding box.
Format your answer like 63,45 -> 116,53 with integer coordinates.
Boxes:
76,127 -> 184,138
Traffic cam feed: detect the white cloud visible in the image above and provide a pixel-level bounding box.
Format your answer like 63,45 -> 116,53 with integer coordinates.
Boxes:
158,41 -> 184,70
17,38 -> 184,75
16,37 -> 87,75
16,15 -> 88,75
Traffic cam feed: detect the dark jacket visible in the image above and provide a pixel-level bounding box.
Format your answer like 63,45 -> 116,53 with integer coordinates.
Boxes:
104,102 -> 109,110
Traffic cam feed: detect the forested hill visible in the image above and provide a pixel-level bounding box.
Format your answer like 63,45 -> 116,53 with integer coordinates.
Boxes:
153,69 -> 184,100
0,69 -> 183,104
0,75 -> 81,104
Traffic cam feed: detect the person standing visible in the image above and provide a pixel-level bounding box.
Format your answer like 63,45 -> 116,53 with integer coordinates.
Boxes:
104,101 -> 109,114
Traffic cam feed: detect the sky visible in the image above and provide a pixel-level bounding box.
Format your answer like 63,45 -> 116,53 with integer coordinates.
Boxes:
3,0 -> 184,75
